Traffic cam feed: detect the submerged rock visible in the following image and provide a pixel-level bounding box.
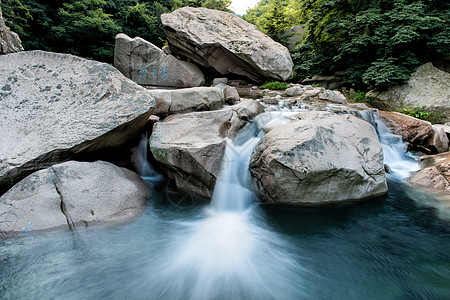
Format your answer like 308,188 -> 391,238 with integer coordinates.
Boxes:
114,33 -> 204,88
408,152 -> 450,219
0,161 -> 150,235
0,51 -> 156,195
367,63 -> 450,123
250,111 -> 388,205
161,7 -> 293,82
150,100 -> 264,197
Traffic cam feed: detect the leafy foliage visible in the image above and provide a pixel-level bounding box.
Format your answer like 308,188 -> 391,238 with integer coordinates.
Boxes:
400,106 -> 441,123
0,0 -> 232,62
260,81 -> 289,90
247,0 -> 450,89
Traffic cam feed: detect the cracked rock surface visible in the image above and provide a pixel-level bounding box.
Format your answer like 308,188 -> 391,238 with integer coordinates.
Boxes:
250,111 -> 388,205
150,100 -> 264,198
0,161 -> 150,235
0,50 -> 156,195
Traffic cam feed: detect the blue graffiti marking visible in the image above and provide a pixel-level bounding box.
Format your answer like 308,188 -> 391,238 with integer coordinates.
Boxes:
139,66 -> 146,79
161,66 -> 168,80
153,67 -> 157,80
19,221 -> 32,235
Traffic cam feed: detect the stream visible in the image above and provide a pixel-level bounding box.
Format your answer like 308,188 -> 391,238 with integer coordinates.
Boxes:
1,110 -> 449,299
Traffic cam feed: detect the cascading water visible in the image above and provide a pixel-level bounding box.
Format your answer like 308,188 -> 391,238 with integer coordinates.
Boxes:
358,110 -> 419,180
142,111 -> 306,300
132,133 -> 164,184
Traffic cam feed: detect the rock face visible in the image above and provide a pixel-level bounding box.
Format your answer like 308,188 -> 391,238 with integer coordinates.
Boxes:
150,100 -> 264,197
0,6 -> 23,54
379,111 -> 433,148
250,111 -> 388,205
428,125 -> 450,153
114,33 -> 204,88
161,7 -> 293,82
0,51 -> 156,195
367,63 -> 450,123
0,161 -> 150,235
148,87 -> 223,116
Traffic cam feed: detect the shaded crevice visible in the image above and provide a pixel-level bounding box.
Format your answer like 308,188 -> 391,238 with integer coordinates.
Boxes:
50,167 -> 76,231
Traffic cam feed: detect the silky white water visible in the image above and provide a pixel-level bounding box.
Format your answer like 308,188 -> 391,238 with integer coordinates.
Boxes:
357,110 -> 419,180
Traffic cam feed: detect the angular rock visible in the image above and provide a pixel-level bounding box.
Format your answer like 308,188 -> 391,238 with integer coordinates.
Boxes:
250,111 -> 388,205
114,33 -> 204,88
161,7 -> 293,82
0,161 -> 150,235
285,86 -> 304,96
318,90 -> 347,105
428,125 -> 450,153
367,63 -> 450,123
213,78 -> 228,86
148,87 -> 223,116
150,100 -> 264,197
223,86 -> 240,105
378,111 -> 433,147
0,51 -> 156,195
0,6 -> 23,54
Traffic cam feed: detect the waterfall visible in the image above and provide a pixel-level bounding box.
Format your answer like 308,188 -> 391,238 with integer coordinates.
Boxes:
358,110 -> 419,180
145,111 -> 305,300
132,133 -> 163,184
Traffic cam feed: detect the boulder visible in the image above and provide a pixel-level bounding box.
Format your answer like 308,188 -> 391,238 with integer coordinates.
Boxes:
161,7 -> 293,82
285,85 -> 305,96
367,63 -> 450,123
318,90 -> 347,105
0,6 -> 23,54
223,86 -> 240,105
0,161 -> 150,236
428,125 -> 450,153
250,111 -> 388,205
408,152 -> 450,218
0,51 -> 157,195
150,100 -> 264,197
378,111 -> 433,148
114,33 -> 204,88
146,87 -> 223,116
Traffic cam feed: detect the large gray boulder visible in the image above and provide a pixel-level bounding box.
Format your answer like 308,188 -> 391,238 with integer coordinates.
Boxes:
161,7 -> 293,82
0,51 -> 156,195
367,63 -> 450,123
0,6 -> 23,54
0,161 -> 150,236
150,100 -> 264,197
114,33 -> 204,88
250,111 -> 388,205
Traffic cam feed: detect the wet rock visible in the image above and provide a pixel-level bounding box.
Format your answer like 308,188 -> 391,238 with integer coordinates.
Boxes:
378,111 -> 433,148
0,51 -> 156,195
150,100 -> 264,197
0,161 -> 150,235
114,33 -> 204,87
428,125 -> 450,153
367,63 -> 450,123
161,7 -> 293,82
250,111 -> 387,205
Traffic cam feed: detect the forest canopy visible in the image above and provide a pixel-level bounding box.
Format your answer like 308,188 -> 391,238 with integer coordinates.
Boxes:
245,0 -> 450,89
0,0 -> 231,62
2,0 -> 449,89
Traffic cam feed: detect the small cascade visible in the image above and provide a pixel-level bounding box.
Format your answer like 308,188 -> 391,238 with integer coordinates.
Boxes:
358,110 -> 419,180
210,137 -> 261,212
147,110 -> 305,299
132,133 -> 163,184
